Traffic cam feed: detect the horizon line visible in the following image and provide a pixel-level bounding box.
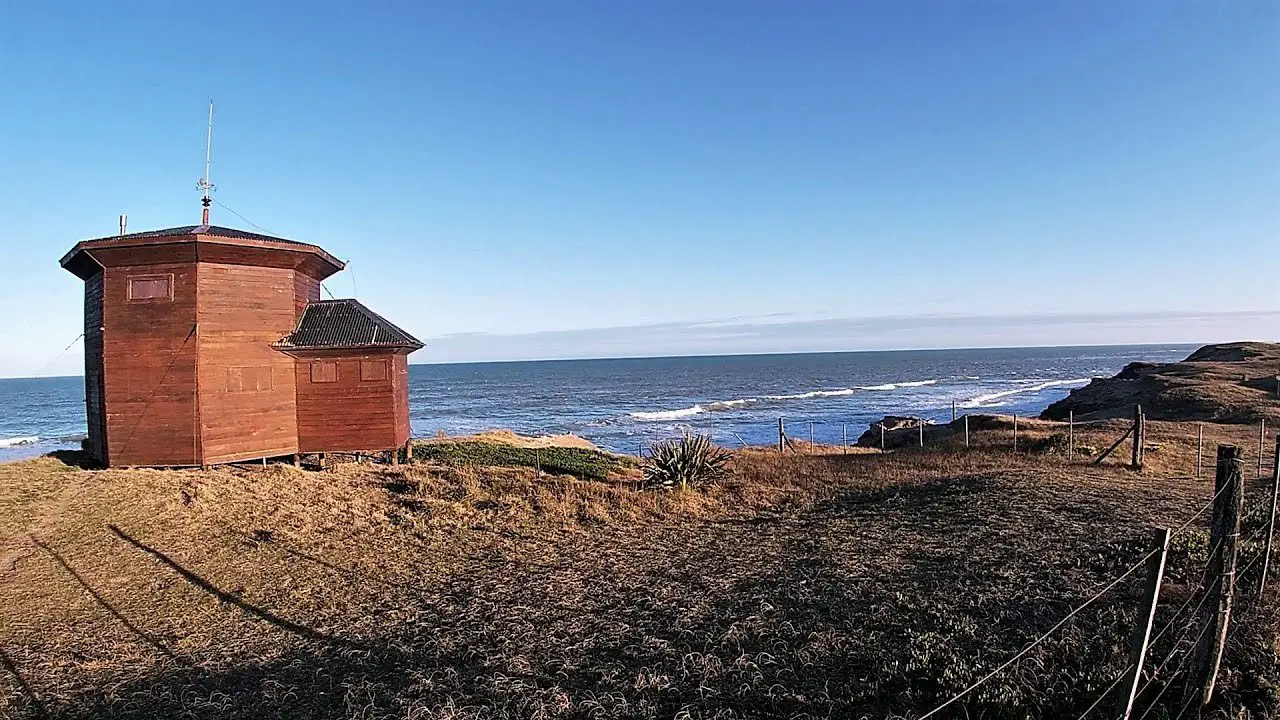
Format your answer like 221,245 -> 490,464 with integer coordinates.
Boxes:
0,339 -> 1210,381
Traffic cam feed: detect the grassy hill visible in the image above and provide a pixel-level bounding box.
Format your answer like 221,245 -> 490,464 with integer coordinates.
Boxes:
1,424 -> 1277,718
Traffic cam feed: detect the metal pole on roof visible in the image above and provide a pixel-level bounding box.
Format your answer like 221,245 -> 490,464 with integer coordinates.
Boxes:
198,101 -> 215,225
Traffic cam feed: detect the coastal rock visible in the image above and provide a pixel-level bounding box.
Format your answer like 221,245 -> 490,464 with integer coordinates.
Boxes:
1041,342 -> 1280,424
855,416 -> 934,449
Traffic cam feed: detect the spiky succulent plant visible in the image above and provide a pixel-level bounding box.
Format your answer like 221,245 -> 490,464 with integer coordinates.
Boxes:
642,433 -> 731,491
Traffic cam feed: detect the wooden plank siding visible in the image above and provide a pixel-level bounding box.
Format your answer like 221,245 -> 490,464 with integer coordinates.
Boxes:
195,263 -> 300,464
83,270 -> 106,464
293,270 -> 321,322
100,262 -> 199,466
294,350 -> 407,453
393,353 -> 411,443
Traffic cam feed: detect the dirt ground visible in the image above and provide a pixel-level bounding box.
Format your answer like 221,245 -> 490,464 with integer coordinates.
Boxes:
1,420 -> 1276,719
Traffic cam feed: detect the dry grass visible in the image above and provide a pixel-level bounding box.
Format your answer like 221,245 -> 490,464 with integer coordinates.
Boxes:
0,420 -> 1277,719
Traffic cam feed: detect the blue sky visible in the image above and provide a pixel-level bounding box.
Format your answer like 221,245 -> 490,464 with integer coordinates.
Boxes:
0,1 -> 1276,376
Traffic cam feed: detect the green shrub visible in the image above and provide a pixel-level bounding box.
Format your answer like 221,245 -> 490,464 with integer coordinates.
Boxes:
643,434 -> 731,491
411,441 -> 625,480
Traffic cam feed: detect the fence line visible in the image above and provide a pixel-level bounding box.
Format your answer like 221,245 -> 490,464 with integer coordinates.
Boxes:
635,412 -> 1275,717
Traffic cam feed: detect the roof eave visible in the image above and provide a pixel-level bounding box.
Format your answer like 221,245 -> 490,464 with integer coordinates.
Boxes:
59,234 -> 346,278
273,342 -> 424,354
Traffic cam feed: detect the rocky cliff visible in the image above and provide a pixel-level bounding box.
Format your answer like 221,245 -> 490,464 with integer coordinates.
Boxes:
1040,342 -> 1280,424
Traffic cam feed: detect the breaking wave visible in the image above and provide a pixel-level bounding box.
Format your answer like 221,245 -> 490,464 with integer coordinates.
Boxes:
0,436 -> 40,448
960,378 -> 1092,408
628,379 -> 940,422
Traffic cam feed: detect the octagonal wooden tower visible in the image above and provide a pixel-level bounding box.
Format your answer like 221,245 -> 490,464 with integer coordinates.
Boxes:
60,224 -> 423,467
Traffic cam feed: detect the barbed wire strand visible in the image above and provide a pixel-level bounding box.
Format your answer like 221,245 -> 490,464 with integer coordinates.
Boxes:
1169,482 -> 1234,541
916,548 -> 1158,719
1144,586 -> 1217,688
1145,535 -> 1224,651
1074,662 -> 1135,720
1133,620 -> 1215,720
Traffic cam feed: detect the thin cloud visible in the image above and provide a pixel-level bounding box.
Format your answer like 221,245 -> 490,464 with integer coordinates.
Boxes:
415,310 -> 1280,363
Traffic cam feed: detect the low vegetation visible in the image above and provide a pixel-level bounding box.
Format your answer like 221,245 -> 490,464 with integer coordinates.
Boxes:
0,420 -> 1276,719
411,439 -> 632,480
642,433 -> 731,490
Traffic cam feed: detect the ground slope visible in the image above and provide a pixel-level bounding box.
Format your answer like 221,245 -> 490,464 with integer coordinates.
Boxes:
1,425 -> 1277,719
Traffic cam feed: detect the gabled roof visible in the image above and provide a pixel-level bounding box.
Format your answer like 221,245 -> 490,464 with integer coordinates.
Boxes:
275,299 -> 424,352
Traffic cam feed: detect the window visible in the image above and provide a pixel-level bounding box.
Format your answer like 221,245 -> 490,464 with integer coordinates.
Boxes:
310,361 -> 338,383
226,366 -> 273,393
360,359 -> 388,382
127,274 -> 173,301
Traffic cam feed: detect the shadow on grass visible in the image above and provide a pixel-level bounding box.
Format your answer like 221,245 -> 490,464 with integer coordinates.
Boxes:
32,537 -> 176,660
107,525 -> 353,647
0,644 -> 47,718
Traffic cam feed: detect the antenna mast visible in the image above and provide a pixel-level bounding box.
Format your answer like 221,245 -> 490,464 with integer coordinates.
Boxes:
197,101 -> 215,225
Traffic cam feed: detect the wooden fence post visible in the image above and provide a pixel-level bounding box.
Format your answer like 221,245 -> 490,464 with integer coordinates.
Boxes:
951,401 -> 957,423
405,439 -> 413,463
1013,413 -> 1018,453
964,414 -> 970,448
1261,436 -> 1280,595
778,418 -> 786,454
918,419 -> 924,448
1139,406 -> 1147,468
809,421 -> 814,449
1136,404 -> 1146,471
1068,410 -> 1074,461
1192,445 -> 1244,707
1197,423 -> 1204,478
842,424 -> 847,454
880,423 -> 885,452
1118,526 -> 1171,720
1260,420 -> 1267,480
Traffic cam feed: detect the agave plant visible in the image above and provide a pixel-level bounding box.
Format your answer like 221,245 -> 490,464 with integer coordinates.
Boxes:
642,433 -> 732,491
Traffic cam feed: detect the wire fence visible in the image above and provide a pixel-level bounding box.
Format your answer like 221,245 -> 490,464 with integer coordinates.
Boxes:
633,409 -> 1279,719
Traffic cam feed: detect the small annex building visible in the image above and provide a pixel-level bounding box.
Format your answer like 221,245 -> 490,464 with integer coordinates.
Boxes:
60,224 -> 423,468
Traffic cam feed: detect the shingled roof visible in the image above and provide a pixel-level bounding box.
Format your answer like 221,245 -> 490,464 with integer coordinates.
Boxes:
80,224 -> 312,246
275,299 -> 424,351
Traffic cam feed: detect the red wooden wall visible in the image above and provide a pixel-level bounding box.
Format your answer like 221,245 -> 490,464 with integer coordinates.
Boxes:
294,350 -> 410,453
100,261 -> 200,466
196,263 -> 301,464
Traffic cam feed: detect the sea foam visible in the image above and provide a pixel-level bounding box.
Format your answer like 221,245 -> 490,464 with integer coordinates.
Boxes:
628,379 -> 941,421
0,436 -> 40,448
960,378 -> 1091,408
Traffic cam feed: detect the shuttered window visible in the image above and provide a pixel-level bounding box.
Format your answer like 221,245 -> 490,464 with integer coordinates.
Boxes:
226,366 -> 273,393
310,361 -> 338,383
360,359 -> 388,381
127,274 -> 173,301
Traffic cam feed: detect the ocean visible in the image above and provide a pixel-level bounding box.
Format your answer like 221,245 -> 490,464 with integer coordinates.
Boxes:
0,344 -> 1194,463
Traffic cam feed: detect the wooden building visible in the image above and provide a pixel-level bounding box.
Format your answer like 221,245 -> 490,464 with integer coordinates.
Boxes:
60,224 -> 423,467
